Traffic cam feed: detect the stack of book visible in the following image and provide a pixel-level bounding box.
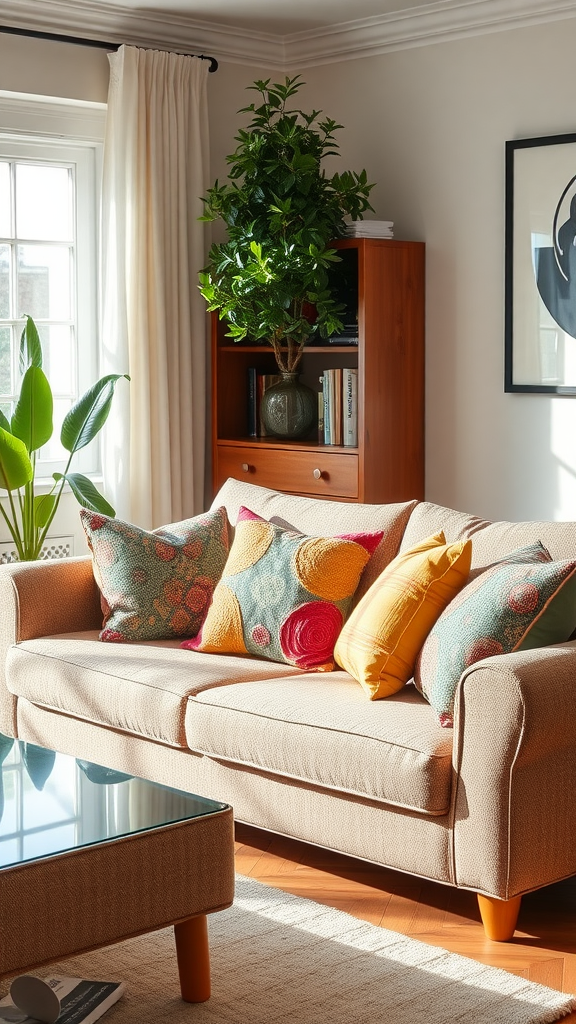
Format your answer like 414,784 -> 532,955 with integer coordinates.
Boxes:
247,368 -> 281,436
319,368 -> 358,446
344,220 -> 394,239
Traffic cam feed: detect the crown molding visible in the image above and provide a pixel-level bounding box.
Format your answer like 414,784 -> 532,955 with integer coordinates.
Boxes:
1,0 -> 576,70
285,0 -> 576,66
0,0 -> 285,67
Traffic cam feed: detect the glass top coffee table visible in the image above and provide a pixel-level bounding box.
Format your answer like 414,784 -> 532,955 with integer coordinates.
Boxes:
0,738 -> 235,1002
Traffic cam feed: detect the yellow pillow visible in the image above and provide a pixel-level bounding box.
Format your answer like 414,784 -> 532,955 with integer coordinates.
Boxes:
334,532 -> 472,699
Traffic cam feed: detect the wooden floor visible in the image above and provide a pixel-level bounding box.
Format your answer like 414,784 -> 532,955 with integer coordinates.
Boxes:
235,822 -> 576,1019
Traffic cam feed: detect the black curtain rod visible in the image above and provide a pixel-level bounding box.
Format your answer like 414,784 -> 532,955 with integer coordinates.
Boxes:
0,24 -> 218,71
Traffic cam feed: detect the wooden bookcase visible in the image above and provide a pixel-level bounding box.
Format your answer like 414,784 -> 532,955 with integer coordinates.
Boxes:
211,238 -> 425,503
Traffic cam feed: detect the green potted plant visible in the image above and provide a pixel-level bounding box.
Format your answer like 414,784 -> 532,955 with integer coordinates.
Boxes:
0,315 -> 129,561
199,75 -> 374,438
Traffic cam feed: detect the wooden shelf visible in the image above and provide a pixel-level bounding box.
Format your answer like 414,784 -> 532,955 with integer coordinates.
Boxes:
216,436 -> 359,454
218,345 -> 359,354
211,238 -> 425,504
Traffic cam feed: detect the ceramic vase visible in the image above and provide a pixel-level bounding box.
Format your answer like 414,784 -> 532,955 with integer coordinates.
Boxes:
260,371 -> 317,439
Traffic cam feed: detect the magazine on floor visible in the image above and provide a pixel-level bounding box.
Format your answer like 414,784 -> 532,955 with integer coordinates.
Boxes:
0,975 -> 125,1024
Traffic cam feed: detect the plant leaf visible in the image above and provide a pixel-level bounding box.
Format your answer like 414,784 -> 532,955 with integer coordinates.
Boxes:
55,472 -> 115,516
0,409 -> 11,433
0,427 -> 33,491
61,374 -> 129,454
34,492 -> 57,529
11,366 -> 53,452
19,315 -> 43,373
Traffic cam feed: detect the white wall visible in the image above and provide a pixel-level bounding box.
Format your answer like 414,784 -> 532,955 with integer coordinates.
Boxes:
299,20 -> 576,522
3,20 -> 576,532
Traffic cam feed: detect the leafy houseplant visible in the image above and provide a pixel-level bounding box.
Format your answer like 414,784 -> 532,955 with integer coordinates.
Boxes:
199,76 -> 374,376
0,315 -> 129,562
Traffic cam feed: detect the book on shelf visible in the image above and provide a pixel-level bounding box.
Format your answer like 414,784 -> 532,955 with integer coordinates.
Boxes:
247,370 -> 281,437
247,367 -> 258,436
321,372 -> 331,445
344,219 -> 394,239
317,388 -> 324,444
330,368 -> 343,446
0,975 -> 125,1024
343,367 -> 358,447
319,368 -> 358,447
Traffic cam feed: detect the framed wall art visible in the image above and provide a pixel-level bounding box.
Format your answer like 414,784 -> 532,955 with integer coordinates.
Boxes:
505,132 -> 576,394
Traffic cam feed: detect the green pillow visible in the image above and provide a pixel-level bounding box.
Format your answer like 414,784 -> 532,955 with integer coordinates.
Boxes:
414,542 -> 576,726
80,507 -> 229,642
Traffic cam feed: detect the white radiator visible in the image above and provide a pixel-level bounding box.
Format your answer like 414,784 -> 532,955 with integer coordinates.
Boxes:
0,536 -> 74,564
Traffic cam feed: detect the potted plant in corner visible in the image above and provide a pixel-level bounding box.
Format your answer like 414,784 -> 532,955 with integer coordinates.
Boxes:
0,314 -> 129,562
199,75 -> 374,439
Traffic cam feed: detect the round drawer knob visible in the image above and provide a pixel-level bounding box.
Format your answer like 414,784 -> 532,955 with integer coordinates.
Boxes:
313,468 -> 323,480
241,463 -> 251,473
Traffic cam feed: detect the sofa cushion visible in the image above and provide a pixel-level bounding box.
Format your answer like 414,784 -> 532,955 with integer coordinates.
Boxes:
211,478 -> 418,599
185,508 -> 382,670
401,501 -> 576,569
185,675 -> 453,815
334,532 -> 472,700
80,507 -> 230,642
415,552 -> 576,727
5,634 -> 304,748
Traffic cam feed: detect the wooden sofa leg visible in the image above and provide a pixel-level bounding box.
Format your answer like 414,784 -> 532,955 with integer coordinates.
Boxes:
477,893 -> 521,940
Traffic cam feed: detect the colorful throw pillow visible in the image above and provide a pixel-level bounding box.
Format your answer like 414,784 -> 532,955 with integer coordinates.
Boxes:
334,533 -> 472,700
182,507 -> 383,671
80,506 -> 230,642
414,544 -> 576,728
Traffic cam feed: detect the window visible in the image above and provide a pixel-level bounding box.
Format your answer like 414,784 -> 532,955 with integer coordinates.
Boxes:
0,131 -> 100,477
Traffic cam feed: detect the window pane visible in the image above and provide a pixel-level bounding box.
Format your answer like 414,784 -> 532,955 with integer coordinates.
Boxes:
17,245 -> 71,320
0,245 -> 9,318
15,164 -> 73,242
0,163 -> 10,237
38,324 -> 73,394
0,402 -> 12,423
0,327 -> 11,395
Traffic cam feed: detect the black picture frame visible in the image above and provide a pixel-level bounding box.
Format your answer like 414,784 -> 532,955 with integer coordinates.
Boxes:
505,132 -> 576,394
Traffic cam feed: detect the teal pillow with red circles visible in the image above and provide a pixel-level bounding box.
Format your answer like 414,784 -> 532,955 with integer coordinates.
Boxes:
80,506 -> 230,642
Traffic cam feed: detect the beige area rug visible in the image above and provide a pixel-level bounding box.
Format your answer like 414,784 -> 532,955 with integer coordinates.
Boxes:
4,875 -> 575,1024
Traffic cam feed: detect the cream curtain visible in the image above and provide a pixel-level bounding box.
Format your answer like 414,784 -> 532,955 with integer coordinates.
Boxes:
101,44 -> 210,528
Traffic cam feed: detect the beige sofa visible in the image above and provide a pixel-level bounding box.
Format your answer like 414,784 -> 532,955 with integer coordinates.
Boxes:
1,477 -> 576,941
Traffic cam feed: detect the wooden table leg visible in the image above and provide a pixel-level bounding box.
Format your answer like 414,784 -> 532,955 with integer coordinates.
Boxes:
174,914 -> 211,1002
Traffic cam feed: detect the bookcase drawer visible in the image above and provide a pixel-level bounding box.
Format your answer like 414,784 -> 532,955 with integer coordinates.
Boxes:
216,445 -> 359,499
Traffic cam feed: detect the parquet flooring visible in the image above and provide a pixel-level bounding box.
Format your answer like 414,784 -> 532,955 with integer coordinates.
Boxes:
235,822 -> 576,1020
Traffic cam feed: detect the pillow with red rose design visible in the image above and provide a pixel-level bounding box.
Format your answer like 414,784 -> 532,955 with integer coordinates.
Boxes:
80,506 -> 229,642
182,507 -> 383,671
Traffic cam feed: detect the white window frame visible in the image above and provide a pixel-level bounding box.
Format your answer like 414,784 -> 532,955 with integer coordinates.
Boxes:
0,91 -> 106,482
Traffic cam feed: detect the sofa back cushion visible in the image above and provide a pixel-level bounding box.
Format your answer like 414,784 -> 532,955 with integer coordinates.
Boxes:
401,502 -> 576,569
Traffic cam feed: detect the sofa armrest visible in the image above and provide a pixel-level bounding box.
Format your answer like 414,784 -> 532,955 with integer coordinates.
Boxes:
0,557 -> 102,737
451,641 -> 576,898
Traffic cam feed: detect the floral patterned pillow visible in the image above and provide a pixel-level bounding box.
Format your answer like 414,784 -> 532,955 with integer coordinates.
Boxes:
413,541 -> 576,727
80,507 -> 230,642
182,507 -> 383,671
